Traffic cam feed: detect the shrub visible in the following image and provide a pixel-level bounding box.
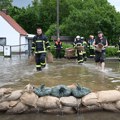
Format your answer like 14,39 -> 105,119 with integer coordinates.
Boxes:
106,47 -> 118,57
50,42 -> 73,58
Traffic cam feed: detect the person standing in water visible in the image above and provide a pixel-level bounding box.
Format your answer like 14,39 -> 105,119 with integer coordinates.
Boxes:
31,27 -> 50,71
93,31 -> 108,71
88,35 -> 95,57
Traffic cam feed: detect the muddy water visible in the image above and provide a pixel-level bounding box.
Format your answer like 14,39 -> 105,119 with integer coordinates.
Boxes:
0,55 -> 120,119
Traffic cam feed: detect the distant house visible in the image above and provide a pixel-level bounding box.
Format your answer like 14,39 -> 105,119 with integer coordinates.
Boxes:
0,10 -> 28,53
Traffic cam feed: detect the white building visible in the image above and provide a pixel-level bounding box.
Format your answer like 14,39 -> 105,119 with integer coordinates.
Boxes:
0,10 -> 28,53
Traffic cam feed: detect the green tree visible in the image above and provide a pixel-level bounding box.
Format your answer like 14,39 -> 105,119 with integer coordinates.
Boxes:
7,0 -> 120,45
0,0 -> 13,10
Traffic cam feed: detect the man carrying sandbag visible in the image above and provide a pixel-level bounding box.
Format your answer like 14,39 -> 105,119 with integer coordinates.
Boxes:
73,35 -> 84,64
31,27 -> 50,71
93,31 -> 108,71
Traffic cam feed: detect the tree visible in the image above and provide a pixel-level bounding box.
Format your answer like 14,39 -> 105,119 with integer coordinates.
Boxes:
0,0 -> 13,10
7,0 -> 120,45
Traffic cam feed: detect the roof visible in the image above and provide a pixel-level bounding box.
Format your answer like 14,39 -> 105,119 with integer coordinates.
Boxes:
0,11 -> 27,36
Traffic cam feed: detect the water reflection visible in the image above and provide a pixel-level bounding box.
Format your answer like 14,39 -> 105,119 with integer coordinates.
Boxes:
0,111 -> 120,120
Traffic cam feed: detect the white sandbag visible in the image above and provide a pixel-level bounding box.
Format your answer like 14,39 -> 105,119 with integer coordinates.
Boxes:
97,90 -> 120,103
0,90 -> 23,102
20,92 -> 38,107
25,107 -> 43,113
60,96 -> 81,107
75,105 -> 103,113
0,88 -> 12,97
36,96 -> 61,109
82,92 -> 99,106
44,107 -> 76,114
9,101 -> 19,107
24,84 -> 34,93
0,91 -> 3,97
0,101 -> 10,111
67,84 -> 76,89
116,86 -> 120,91
7,102 -> 28,114
46,51 -> 53,63
101,103 -> 120,112
116,101 -> 120,109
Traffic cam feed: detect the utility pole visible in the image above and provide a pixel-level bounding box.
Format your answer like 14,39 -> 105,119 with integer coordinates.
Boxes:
57,0 -> 60,38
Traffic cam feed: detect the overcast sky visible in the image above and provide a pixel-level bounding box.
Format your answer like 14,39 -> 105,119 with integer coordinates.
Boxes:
12,0 -> 120,12
12,0 -> 32,8
108,0 -> 120,12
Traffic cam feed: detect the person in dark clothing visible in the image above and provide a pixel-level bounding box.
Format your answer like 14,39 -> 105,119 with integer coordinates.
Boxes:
54,38 -> 63,58
93,31 -> 108,71
73,35 -> 84,63
31,27 -> 50,71
88,35 -> 95,57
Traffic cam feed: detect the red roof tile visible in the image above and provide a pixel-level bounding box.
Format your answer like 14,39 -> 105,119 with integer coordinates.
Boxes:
0,11 -> 27,36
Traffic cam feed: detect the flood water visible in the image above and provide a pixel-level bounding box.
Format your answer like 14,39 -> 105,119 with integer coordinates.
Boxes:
0,55 -> 120,120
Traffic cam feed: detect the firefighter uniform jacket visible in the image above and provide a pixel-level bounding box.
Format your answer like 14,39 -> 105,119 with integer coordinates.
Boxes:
32,34 -> 50,53
73,39 -> 83,48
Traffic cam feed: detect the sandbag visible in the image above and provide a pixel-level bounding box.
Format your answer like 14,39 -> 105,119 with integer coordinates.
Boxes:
24,84 -> 34,93
46,51 -> 53,63
0,101 -> 10,111
34,84 -> 52,97
64,48 -> 75,58
7,102 -> 28,114
44,107 -> 76,114
60,96 -> 81,107
82,92 -> 99,106
67,84 -> 76,89
116,101 -> 120,109
75,105 -> 103,113
51,85 -> 71,98
101,103 -> 120,112
20,92 -> 38,107
9,101 -> 19,107
36,96 -> 61,109
29,55 -> 35,64
71,84 -> 91,98
0,88 -> 12,97
116,86 -> 120,91
0,90 -> 23,102
97,90 -> 120,103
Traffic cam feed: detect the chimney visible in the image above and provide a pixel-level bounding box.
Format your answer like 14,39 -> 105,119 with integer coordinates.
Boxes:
2,9 -> 8,14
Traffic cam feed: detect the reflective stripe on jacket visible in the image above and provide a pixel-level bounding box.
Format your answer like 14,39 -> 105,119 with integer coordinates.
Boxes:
32,34 -> 50,53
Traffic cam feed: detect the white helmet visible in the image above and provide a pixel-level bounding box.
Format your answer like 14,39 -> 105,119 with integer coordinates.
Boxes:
76,35 -> 80,39
81,37 -> 84,40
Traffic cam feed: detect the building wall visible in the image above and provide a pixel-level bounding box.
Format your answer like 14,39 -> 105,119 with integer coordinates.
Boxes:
0,16 -> 28,52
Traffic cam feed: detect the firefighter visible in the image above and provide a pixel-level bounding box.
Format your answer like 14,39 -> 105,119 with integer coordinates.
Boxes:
81,37 -> 87,61
54,38 -> 63,58
73,35 -> 84,63
88,35 -> 95,57
31,27 -> 50,71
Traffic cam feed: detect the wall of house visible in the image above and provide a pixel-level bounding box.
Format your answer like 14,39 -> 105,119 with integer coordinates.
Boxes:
20,35 -> 28,53
0,16 -> 28,52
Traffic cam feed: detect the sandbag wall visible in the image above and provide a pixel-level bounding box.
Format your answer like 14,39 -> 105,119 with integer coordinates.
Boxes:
0,84 -> 120,114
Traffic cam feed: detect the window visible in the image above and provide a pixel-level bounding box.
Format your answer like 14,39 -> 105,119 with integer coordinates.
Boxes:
0,37 -> 6,46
